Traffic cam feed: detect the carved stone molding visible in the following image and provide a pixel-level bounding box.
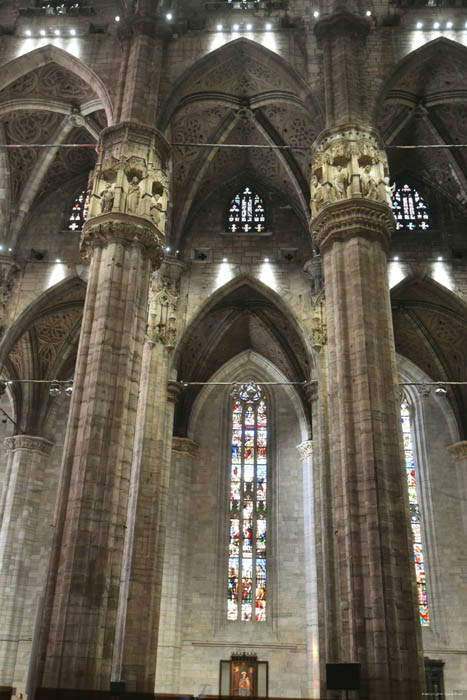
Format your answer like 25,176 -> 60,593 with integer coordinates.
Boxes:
448,441 -> 467,463
167,380 -> 184,404
147,259 -> 185,346
296,439 -> 313,462
304,380 -> 319,404
311,198 -> 394,254
4,434 -> 54,455
172,437 -> 199,458
81,216 -> 164,269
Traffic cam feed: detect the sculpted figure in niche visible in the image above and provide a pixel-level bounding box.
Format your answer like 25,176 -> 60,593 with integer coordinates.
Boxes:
100,182 -> 115,214
361,164 -> 379,200
126,176 -> 141,214
150,191 -> 164,227
310,174 -> 327,217
333,164 -> 349,201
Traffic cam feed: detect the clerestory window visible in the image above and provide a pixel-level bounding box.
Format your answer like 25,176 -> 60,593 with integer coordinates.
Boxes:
67,188 -> 90,231
392,184 -> 430,231
228,382 -> 267,622
227,187 -> 266,233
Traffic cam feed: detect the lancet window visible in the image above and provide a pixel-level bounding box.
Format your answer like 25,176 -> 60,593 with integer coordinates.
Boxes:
392,184 -> 430,231
67,188 -> 90,231
401,398 -> 430,626
227,187 -> 266,233
228,383 -> 267,622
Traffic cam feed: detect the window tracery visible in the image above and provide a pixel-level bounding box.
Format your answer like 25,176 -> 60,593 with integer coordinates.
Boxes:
228,382 -> 267,622
392,184 -> 430,231
401,398 -> 430,626
227,187 -> 266,233
67,188 -> 90,231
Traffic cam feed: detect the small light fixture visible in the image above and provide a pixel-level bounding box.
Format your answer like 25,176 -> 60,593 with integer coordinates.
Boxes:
264,257 -> 270,262
25,29 -> 32,36
49,380 -> 62,398
465,20 -> 467,28
54,29 -> 61,36
64,383 -> 73,397
40,29 -> 46,36
8,248 -> 12,252
446,21 -> 453,29
115,15 -> 120,22
433,21 -> 440,29
217,23 -> 223,31
437,256 -> 443,261
366,10 -> 372,16
416,22 -> 423,29
393,256 -> 399,261
0,245 -> 3,252
166,12 -> 173,21
313,10 -> 320,18
70,28 -> 76,36
434,385 -> 447,395
265,22 -> 272,30
246,23 -> 253,30
55,258 -> 61,263
222,257 -> 228,262
166,246 -> 171,252
233,24 -> 239,31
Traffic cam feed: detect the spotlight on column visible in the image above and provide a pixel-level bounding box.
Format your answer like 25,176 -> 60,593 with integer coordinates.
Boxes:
166,12 -> 173,21
433,21 -> 440,29
446,21 -> 453,29
434,385 -> 447,395
366,10 -> 372,16
49,380 -> 62,397
313,10 -> 320,18
64,382 -> 73,397
416,22 -> 423,29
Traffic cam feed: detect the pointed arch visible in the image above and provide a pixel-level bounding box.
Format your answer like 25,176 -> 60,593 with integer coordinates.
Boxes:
158,37 -> 322,131
0,45 -> 114,124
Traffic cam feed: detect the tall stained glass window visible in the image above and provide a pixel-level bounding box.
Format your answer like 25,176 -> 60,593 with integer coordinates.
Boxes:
227,187 -> 266,233
392,184 -> 430,231
67,188 -> 90,231
228,382 -> 267,622
401,398 -> 430,626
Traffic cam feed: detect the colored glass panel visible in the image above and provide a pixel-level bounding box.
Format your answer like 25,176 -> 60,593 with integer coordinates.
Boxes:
227,187 -> 267,233
392,184 -> 430,231
68,188 -> 90,231
228,384 -> 268,622
401,399 -> 430,626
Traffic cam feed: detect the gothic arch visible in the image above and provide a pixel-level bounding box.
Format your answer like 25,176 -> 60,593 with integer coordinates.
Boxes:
173,275 -> 312,436
0,45 -> 114,124
158,37 -> 321,130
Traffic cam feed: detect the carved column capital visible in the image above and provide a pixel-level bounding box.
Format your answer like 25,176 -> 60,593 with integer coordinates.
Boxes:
167,381 -> 184,404
448,441 -> 467,463
171,437 -> 199,458
297,440 -> 313,462
310,125 -> 394,253
4,434 -> 54,455
81,216 -> 164,269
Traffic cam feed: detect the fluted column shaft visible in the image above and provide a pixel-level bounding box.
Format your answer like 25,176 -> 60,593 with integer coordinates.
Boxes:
0,435 -> 53,689
311,126 -> 425,699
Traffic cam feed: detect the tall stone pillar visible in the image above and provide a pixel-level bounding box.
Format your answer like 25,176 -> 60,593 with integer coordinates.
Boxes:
110,260 -> 184,693
155,437 -> 199,693
35,123 -> 170,694
310,126 -> 425,699
0,436 -> 53,691
447,441 -> 467,537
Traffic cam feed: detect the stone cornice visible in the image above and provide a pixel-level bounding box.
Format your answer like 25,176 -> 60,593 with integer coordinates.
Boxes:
4,434 -> 54,454
81,215 -> 164,269
311,198 -> 394,254
171,437 -> 199,458
448,441 -> 467,463
296,440 -> 313,462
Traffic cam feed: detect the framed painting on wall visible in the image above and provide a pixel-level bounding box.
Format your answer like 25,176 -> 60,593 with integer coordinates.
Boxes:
219,654 -> 268,697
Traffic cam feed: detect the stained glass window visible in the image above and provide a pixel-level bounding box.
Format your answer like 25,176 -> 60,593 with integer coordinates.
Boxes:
227,187 -> 266,233
67,188 -> 90,231
401,398 -> 430,626
228,383 -> 267,622
392,184 -> 430,231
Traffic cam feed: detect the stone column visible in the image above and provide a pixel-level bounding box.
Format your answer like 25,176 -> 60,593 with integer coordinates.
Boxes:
447,441 -> 467,537
36,124 -> 169,693
0,435 -> 53,691
311,126 -> 425,699
110,260 -> 184,693
155,437 -> 199,693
